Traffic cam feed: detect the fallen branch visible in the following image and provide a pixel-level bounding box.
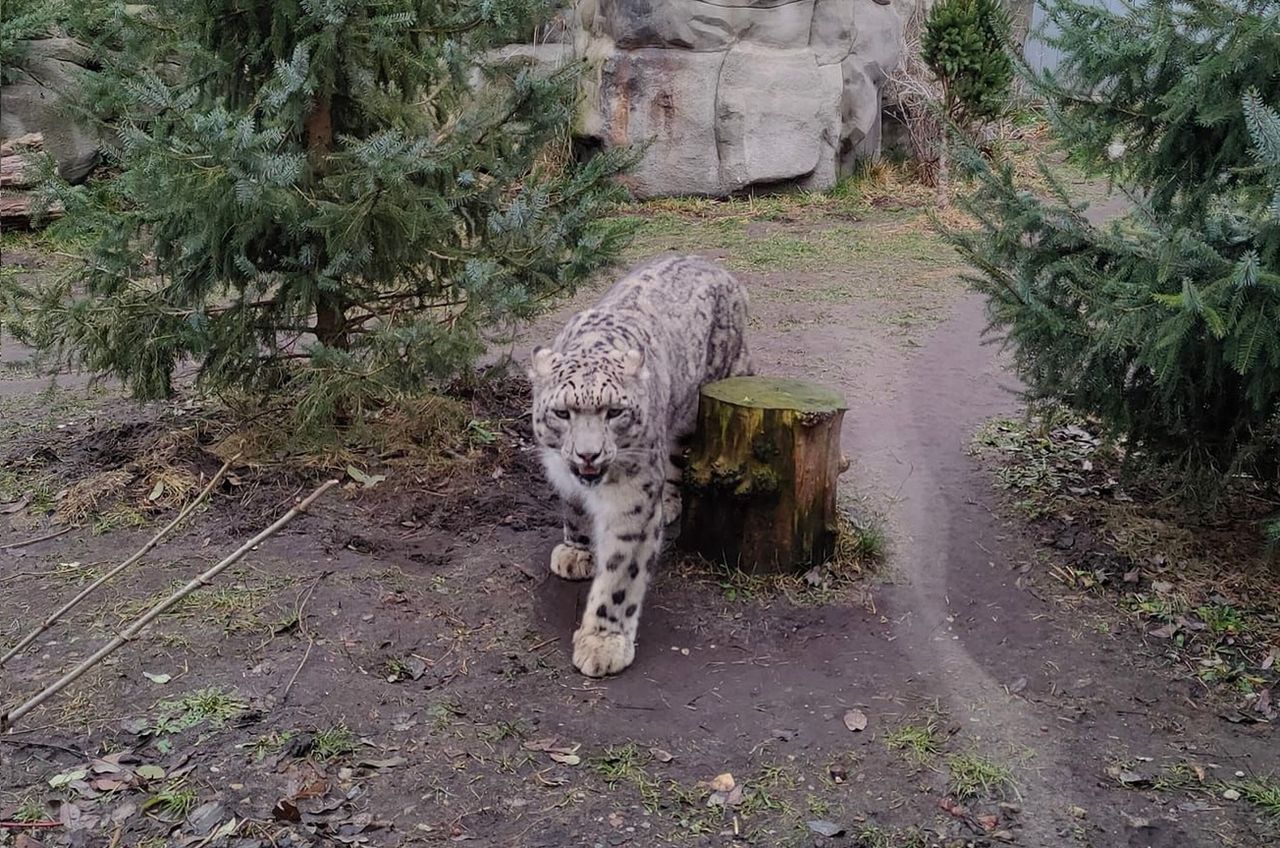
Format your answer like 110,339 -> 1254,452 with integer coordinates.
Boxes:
0,479 -> 338,732
0,527 -> 74,551
0,456 -> 238,668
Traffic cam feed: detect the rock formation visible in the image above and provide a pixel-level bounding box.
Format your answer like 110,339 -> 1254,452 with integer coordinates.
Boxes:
0,38 -> 101,185
502,0 -> 905,198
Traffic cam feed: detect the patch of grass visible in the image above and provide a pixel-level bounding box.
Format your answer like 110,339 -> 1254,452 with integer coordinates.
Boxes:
244,730 -> 295,762
1232,777 -> 1280,818
117,574 -> 292,634
945,751 -> 1017,800
590,743 -> 651,787
142,782 -> 198,819
850,823 -> 929,848
91,504 -> 148,535
480,719 -> 527,743
152,687 -> 246,735
10,797 -> 48,823
0,470 -> 57,514
590,744 -> 664,812
885,721 -> 943,764
312,723 -> 359,761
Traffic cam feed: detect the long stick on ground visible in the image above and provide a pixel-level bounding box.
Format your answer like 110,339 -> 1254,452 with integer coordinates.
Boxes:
1,479 -> 338,732
0,456 -> 239,669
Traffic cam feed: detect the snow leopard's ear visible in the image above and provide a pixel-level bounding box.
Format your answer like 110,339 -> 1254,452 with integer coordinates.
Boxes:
620,349 -> 647,380
529,347 -> 557,380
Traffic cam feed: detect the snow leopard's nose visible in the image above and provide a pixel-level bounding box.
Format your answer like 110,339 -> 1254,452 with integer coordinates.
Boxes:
576,449 -> 601,466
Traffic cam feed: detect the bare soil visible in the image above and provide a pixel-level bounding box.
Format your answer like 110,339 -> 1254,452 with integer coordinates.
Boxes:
1,187 -> 1277,848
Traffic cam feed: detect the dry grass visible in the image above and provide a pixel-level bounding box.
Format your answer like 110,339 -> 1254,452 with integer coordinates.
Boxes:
206,390 -> 476,471
56,469 -> 135,524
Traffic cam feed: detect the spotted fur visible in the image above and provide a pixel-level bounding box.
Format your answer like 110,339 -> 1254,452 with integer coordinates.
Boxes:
528,255 -> 752,677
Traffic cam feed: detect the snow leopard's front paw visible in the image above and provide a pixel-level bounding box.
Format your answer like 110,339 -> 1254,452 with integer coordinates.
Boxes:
661,485 -> 682,526
550,543 -> 594,580
571,628 -> 635,677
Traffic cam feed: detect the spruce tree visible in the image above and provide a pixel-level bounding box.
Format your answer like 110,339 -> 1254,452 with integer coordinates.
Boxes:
5,0 -> 630,427
947,0 -> 1280,487
920,0 -> 1014,204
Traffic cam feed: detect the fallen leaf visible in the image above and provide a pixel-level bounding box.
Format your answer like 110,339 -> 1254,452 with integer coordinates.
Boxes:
842,709 -> 868,732
522,738 -> 560,752
346,466 -> 386,489
357,756 -> 407,769
1151,580 -> 1174,595
121,717 -> 150,735
1148,623 -> 1179,639
135,765 -> 165,781
709,773 -> 735,793
147,481 -> 165,502
143,671 -> 172,685
186,801 -> 225,836
48,768 -> 87,789
1122,568 -> 1140,584
649,748 -> 674,763
976,813 -> 999,831
1222,788 -> 1241,801
807,820 -> 845,837
549,752 -> 580,766
939,797 -> 967,818
90,778 -> 128,792
1007,676 -> 1028,695
1106,765 -> 1149,787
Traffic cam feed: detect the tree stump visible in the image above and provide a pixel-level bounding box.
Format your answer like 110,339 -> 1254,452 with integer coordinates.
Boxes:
679,376 -> 848,575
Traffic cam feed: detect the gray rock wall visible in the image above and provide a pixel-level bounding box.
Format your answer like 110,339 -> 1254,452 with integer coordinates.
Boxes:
0,38 -> 101,183
512,0 -> 905,198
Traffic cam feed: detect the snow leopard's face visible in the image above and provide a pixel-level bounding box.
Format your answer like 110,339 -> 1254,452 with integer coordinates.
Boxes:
528,347 -> 649,486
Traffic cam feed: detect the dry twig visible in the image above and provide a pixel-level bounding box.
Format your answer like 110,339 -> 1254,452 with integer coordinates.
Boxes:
0,479 -> 338,731
281,570 -> 332,703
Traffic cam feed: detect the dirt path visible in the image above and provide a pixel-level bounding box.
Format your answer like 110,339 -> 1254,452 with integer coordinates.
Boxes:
2,199 -> 1276,848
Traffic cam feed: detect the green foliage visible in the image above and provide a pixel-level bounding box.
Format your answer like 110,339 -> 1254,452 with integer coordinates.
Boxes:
1037,0 -> 1280,219
3,0 -> 631,431
946,0 -> 1280,490
921,0 -> 1014,125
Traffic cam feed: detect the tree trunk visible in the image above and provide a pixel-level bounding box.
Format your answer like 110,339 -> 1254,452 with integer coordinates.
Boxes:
679,376 -> 848,575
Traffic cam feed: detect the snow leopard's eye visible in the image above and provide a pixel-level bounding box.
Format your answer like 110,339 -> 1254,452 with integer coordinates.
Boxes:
553,409 -> 570,420
605,407 -> 625,420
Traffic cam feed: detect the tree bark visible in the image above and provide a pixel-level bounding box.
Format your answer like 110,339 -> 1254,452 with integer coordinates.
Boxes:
679,376 -> 848,575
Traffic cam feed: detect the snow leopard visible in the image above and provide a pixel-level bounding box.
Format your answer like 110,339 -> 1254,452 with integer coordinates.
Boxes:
528,255 -> 753,677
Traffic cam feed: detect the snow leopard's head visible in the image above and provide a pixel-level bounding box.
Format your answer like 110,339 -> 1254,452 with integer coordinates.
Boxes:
528,346 -> 650,486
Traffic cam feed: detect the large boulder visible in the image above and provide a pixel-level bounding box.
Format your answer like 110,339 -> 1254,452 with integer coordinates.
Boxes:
0,38 -> 100,184
553,0 -> 905,197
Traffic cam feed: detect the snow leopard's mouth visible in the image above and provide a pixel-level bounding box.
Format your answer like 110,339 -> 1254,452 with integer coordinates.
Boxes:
573,465 -> 605,485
